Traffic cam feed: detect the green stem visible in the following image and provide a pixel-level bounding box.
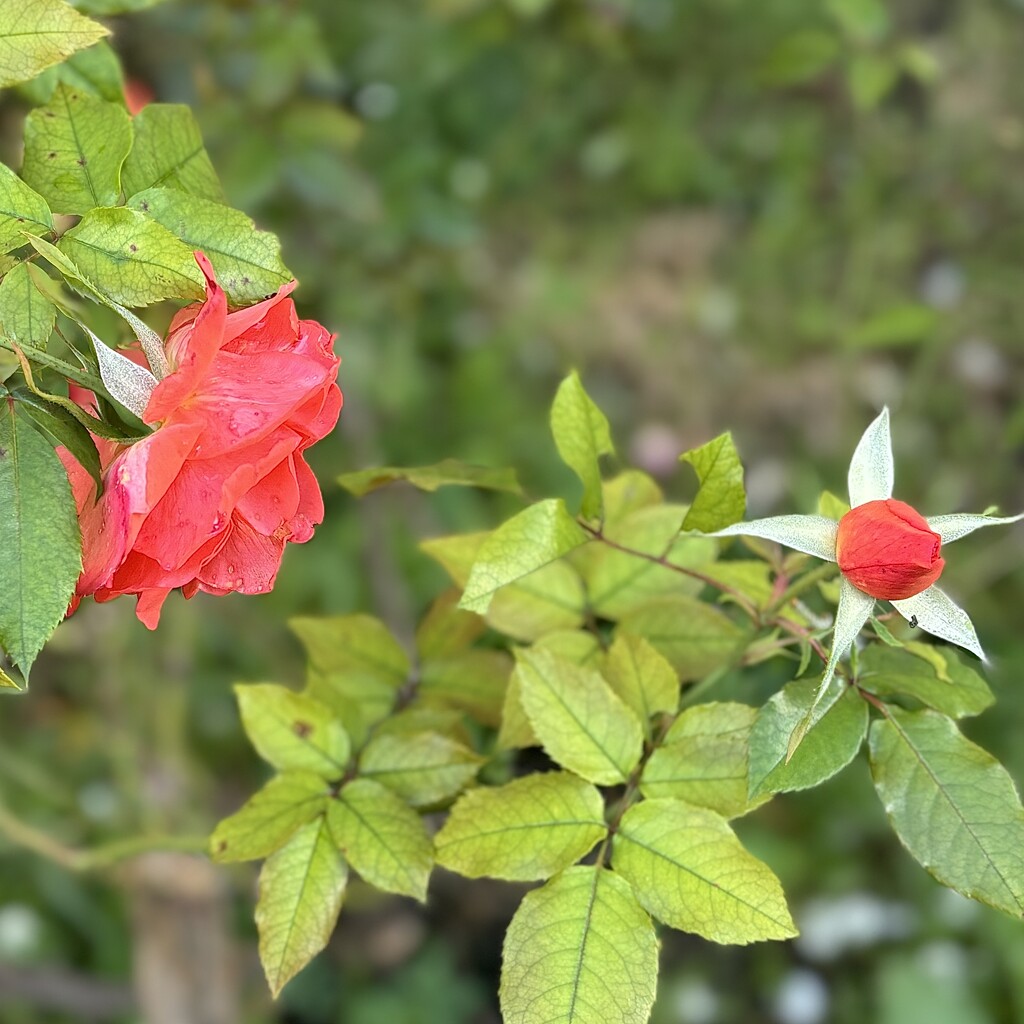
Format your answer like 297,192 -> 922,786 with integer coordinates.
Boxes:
0,802 -> 208,872
579,523 -> 759,620
678,665 -> 730,709
766,561 -> 839,615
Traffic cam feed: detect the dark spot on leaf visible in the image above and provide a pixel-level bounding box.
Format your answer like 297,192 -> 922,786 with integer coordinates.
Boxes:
140,201 -> 149,212
76,158 -> 87,166
48,152 -> 57,159
44,111 -> 55,118
293,719 -> 313,739
216,839 -> 228,853
129,244 -> 138,253
242,276 -> 250,285
0,448 -> 7,459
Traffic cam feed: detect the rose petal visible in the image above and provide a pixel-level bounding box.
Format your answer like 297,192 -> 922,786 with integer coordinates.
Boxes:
186,350 -> 330,457
709,514 -> 838,561
134,588 -> 172,630
847,407 -> 894,508
291,379 -> 342,444
221,282 -> 297,347
131,432 -> 300,566
925,512 -> 1024,545
146,253 -> 227,421
892,585 -> 986,661
197,514 -> 286,594
75,474 -> 131,593
235,456 -> 300,536
286,454 -> 324,543
106,531 -> 227,594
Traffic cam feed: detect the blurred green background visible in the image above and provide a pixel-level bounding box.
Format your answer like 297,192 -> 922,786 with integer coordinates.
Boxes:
3,0 -> 1024,1020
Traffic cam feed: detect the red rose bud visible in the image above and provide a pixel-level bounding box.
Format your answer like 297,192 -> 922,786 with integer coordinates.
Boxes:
835,498 -> 944,600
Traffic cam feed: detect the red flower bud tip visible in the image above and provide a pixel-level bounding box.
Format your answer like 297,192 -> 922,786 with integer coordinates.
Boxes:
836,498 -> 945,600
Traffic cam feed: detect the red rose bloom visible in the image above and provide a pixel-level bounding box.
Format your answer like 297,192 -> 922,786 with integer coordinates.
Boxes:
61,252 -> 342,628
835,498 -> 944,600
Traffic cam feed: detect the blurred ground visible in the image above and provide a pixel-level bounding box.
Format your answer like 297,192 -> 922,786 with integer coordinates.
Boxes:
3,1 -> 1024,1021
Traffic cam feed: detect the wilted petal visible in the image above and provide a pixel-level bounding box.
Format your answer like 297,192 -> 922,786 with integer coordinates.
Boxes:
892,586 -> 985,661
926,512 -> 1024,545
847,407 -> 893,508
710,515 -> 838,561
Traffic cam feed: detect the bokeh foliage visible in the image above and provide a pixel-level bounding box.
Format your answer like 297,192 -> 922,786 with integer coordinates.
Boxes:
2,1 -> 1024,1023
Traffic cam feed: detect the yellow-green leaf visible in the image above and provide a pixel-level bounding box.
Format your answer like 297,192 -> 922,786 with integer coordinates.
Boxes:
358,731 -> 483,807
256,815 -> 347,998
339,459 -> 521,497
419,530 -> 486,588
487,559 -> 587,642
18,39 -> 125,105
613,798 -> 797,944
680,431 -> 745,532
0,165 -> 53,254
0,263 -> 56,348
0,0 -> 108,89
290,614 -> 409,687
605,633 -> 679,735
460,499 -> 589,614
642,702 -> 769,818
235,683 -> 349,778
414,589 -> 485,660
435,772 -> 607,881
58,206 -> 205,306
576,504 -> 717,620
601,469 -> 663,524
500,866 -> 658,1024
498,629 -> 603,751
210,771 -> 328,864
327,779 -> 432,901
128,187 -> 291,307
418,649 -> 511,727
120,103 -> 223,201
516,647 -> 643,785
22,85 -> 131,215
550,370 -> 614,521
290,613 -> 407,743
617,595 -> 746,681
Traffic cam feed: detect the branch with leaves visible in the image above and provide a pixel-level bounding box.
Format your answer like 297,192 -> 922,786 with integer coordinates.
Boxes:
211,372 -> 1024,1016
